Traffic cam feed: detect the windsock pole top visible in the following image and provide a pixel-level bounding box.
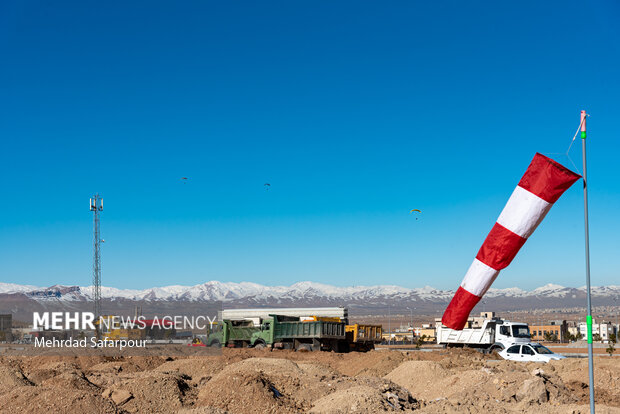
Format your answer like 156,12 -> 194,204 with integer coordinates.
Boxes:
581,110 -> 587,138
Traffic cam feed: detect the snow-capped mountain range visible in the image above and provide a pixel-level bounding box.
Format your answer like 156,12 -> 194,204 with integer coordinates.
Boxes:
1,281 -> 618,322
0,280 -> 618,303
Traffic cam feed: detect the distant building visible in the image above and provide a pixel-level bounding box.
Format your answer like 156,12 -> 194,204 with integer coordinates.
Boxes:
0,314 -> 10,331
579,320 -> 616,342
479,311 -> 496,320
382,332 -> 412,343
0,314 -> 12,341
413,327 -> 436,341
530,320 -> 568,343
567,326 -> 580,339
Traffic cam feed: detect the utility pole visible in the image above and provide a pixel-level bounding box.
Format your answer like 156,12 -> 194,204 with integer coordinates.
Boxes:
388,306 -> 391,345
615,296 -> 619,335
406,307 -> 414,344
90,194 -> 103,330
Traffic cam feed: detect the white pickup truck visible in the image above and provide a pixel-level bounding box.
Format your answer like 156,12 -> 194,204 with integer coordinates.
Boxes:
436,318 -> 531,353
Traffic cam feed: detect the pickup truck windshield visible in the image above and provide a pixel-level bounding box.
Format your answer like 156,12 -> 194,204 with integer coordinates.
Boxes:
511,325 -> 531,338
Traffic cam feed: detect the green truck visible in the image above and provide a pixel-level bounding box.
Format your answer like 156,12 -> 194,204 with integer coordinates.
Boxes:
206,319 -> 260,348
207,315 -> 346,351
251,315 -> 346,351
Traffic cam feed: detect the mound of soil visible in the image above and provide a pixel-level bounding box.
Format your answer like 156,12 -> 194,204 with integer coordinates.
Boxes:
102,372 -> 192,412
24,360 -> 81,384
310,385 -> 417,413
41,370 -> 100,391
197,357 -> 320,413
384,360 -> 447,399
2,348 -> 619,413
386,359 -> 578,412
0,387 -> 117,414
0,364 -> 33,394
199,369 -> 300,413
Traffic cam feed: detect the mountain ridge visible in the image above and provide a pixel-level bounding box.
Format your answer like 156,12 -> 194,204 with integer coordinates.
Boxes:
1,281 -> 618,303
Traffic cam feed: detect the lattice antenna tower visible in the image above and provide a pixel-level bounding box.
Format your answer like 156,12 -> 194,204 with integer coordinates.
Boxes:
90,194 -> 103,322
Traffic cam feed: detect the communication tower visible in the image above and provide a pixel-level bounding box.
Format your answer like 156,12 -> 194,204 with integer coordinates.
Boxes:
90,194 -> 103,323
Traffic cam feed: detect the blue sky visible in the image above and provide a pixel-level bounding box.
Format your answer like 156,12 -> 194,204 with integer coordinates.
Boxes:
1,1 -> 619,290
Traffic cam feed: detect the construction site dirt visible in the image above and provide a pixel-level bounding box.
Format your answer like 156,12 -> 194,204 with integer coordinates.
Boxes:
1,347 -> 618,413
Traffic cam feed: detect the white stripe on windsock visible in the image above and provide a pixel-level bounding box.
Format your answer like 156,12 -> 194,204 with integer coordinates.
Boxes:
460,258 -> 500,297
496,186 -> 552,239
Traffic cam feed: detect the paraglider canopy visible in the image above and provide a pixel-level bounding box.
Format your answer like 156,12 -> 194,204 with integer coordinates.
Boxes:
264,183 -> 271,191
410,209 -> 421,220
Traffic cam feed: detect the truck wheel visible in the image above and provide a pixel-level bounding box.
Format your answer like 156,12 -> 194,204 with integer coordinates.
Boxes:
254,340 -> 266,350
333,341 -> 349,353
296,343 -> 312,352
489,345 -> 503,355
208,339 -> 221,348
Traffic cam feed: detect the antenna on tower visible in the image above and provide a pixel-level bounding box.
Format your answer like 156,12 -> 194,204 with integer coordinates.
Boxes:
90,194 -> 103,333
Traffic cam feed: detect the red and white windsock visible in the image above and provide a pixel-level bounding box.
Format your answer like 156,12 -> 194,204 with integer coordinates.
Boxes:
442,153 -> 581,330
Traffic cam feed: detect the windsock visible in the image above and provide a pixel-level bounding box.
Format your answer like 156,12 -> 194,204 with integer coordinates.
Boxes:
442,153 -> 581,330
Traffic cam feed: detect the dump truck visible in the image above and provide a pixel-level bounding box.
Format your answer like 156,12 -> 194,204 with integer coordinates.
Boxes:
436,317 -> 531,353
306,317 -> 383,351
344,324 -> 383,352
249,315 -> 347,351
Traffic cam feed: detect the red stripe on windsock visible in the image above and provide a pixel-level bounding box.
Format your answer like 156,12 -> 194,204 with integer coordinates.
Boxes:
518,153 -> 581,203
476,223 -> 527,270
441,286 -> 481,330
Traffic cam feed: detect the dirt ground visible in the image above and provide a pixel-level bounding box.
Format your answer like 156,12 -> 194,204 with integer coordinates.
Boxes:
0,348 -> 618,413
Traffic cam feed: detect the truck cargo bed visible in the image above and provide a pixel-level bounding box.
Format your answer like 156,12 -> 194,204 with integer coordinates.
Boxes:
274,320 -> 345,340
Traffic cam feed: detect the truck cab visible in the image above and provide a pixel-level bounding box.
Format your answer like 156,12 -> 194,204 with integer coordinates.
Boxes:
494,321 -> 531,350
250,317 -> 276,349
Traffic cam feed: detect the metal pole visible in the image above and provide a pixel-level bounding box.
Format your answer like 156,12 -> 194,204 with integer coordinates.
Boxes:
388,306 -> 391,345
581,110 -> 595,414
614,296 -> 618,334
408,307 -> 413,344
615,296 -> 618,335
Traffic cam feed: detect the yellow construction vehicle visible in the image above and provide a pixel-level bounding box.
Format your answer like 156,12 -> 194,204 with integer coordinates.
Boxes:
345,324 -> 383,352
304,316 -> 382,352
96,315 -> 146,341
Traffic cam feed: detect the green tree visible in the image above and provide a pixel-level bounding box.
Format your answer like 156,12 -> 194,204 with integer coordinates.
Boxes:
607,334 -> 616,357
415,334 -> 427,349
543,332 -> 558,342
